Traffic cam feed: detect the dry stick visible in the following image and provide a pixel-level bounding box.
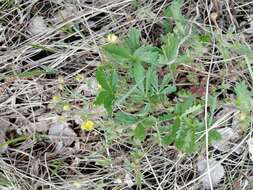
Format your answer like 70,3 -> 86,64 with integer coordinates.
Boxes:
204,40 -> 215,190
203,0 -> 216,189
141,145 -> 163,190
160,153 -> 184,188
147,0 -> 168,35
234,1 -> 253,9
197,110 -> 240,141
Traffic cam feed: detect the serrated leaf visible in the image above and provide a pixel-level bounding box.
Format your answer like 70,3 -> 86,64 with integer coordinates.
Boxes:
175,96 -> 194,115
115,112 -> 138,125
164,0 -> 186,30
175,126 -> 196,154
103,43 -> 132,64
234,81 -> 252,112
160,85 -> 176,94
161,122 -> 179,145
96,68 -> 111,90
145,67 -> 154,94
160,33 -> 181,64
181,104 -> 202,118
126,28 -> 141,53
133,62 -> 145,92
134,45 -> 159,64
164,0 -> 184,21
160,74 -> 173,89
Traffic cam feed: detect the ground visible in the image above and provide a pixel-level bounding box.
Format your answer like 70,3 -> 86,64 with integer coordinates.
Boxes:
0,0 -> 253,190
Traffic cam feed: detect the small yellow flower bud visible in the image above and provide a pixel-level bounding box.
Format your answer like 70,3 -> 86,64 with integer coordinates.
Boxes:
63,103 -> 71,111
98,84 -> 102,90
58,84 -> 64,91
81,120 -> 95,132
107,34 -> 118,43
52,95 -> 61,103
240,112 -> 246,121
75,74 -> 84,82
58,76 -> 65,84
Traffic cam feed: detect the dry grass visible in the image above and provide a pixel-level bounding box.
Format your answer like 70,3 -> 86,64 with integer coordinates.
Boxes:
1,0 -> 253,189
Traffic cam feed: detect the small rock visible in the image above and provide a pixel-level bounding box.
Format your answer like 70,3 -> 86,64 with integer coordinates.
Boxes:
28,16 -> 49,35
124,173 -> 134,188
76,77 -> 99,96
48,122 -> 77,147
52,4 -> 78,23
197,158 -> 225,189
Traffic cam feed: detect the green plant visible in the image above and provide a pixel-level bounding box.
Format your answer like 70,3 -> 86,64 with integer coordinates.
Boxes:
234,81 -> 253,132
94,1 -> 222,154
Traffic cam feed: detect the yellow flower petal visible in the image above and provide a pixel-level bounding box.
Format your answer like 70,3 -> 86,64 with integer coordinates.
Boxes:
81,120 -> 95,131
107,34 -> 118,43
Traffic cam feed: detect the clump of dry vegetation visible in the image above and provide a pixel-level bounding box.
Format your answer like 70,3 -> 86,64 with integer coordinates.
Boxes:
1,0 -> 253,189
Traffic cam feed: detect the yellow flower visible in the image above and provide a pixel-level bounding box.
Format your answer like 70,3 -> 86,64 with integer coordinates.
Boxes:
240,112 -> 246,121
98,84 -> 102,90
63,103 -> 71,111
107,34 -> 118,43
81,120 -> 95,131
52,95 -> 61,103
58,76 -> 65,84
75,74 -> 84,82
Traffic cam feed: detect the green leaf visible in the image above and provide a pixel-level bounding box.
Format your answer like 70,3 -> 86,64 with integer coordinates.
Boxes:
134,45 -> 159,64
164,0 -> 185,28
181,104 -> 202,118
96,68 -> 111,90
141,116 -> 156,127
234,81 -> 252,112
161,124 -> 179,145
199,35 -> 210,43
181,128 -> 196,153
115,111 -> 139,125
175,119 -> 197,154
133,62 -> 145,92
134,123 -> 146,141
159,33 -> 181,64
111,69 -> 118,91
164,0 -> 184,19
175,96 -> 194,115
134,117 -> 156,141
131,0 -> 140,9
161,117 -> 180,145
208,130 -> 221,144
160,85 -> 176,94
126,28 -> 141,53
95,91 -> 115,114
95,68 -> 118,114
103,43 -> 132,64
160,74 -> 173,89
145,66 -> 155,94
